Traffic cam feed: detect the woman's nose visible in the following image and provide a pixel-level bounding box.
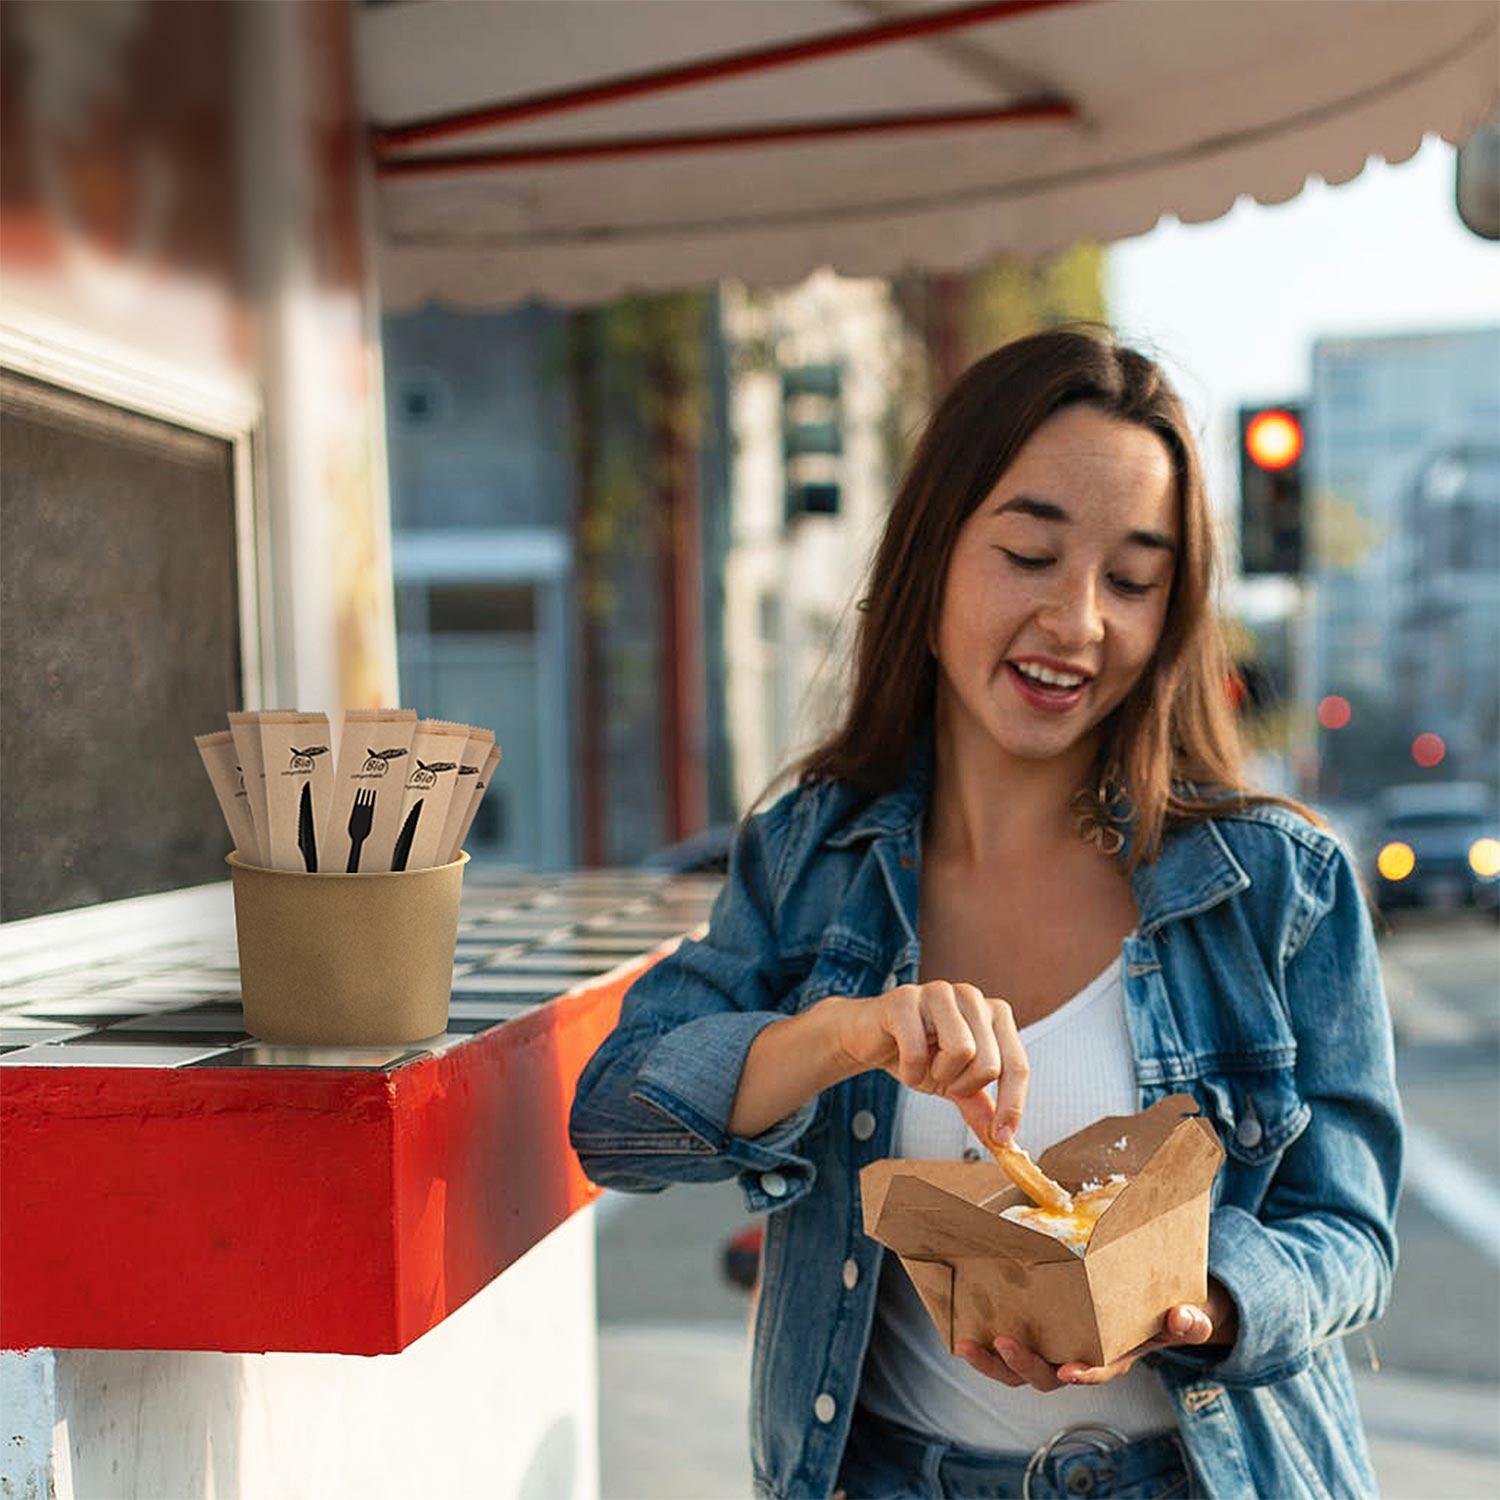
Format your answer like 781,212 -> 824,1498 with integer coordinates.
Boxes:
1037,576 -> 1105,649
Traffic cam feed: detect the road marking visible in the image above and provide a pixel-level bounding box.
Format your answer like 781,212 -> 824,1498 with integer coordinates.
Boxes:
1403,1121 -> 1500,1265
1381,955 -> 1483,1045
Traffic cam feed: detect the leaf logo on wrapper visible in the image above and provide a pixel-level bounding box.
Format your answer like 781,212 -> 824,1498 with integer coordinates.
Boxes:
287,745 -> 330,772
407,758 -> 455,790
360,746 -> 409,777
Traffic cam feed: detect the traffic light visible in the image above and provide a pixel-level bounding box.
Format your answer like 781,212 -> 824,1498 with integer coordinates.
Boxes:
1238,404 -> 1305,575
782,363 -> 842,522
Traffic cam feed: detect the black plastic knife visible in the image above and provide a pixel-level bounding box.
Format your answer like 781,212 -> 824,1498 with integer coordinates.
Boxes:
392,799 -> 422,871
297,781 -> 317,872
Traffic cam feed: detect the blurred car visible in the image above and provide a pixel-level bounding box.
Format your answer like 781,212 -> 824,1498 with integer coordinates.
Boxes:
638,823 -> 735,875
720,1223 -> 762,1293
1367,781 -> 1500,917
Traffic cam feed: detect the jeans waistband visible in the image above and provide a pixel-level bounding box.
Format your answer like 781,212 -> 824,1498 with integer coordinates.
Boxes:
847,1404 -> 1191,1499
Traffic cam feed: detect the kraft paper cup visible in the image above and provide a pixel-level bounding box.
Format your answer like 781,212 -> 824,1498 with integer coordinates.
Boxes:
226,852 -> 469,1046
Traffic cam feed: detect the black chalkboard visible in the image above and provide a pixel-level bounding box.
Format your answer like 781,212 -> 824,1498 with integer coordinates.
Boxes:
1,370 -> 243,921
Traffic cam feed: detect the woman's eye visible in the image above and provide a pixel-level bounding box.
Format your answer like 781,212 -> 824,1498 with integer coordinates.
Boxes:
997,548 -> 1156,597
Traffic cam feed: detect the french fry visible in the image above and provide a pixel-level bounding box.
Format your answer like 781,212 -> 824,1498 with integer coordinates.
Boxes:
989,1141 -> 1074,1214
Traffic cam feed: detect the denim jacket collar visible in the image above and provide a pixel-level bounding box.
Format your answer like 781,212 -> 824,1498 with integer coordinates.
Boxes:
820,719 -> 1250,940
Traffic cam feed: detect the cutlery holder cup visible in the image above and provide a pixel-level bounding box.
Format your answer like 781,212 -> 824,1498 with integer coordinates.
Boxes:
227,852 -> 468,1045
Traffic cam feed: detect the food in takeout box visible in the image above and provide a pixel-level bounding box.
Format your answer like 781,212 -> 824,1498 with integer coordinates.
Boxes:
1001,1175 -> 1130,1254
196,709 -> 501,874
859,1094 -> 1224,1368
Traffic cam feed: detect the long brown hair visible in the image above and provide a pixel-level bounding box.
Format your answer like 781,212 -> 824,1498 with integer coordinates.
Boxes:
753,322 -> 1327,872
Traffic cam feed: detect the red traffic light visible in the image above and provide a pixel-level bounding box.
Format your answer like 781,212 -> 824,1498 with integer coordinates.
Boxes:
1318,694 -> 1352,730
1244,409 -> 1304,472
1411,732 -> 1446,768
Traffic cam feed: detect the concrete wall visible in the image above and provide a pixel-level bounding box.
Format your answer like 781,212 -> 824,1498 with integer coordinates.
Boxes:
2,1206 -> 599,1500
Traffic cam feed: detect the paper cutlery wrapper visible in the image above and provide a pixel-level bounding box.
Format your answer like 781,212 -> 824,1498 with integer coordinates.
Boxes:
227,852 -> 468,1045
858,1095 -> 1224,1368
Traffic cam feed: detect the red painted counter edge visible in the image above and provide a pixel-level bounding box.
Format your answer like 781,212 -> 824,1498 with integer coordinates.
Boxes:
0,954 -> 648,1354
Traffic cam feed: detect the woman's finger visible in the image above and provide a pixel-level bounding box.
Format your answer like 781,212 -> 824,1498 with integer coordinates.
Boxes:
992,1337 -> 1064,1393
987,1000 -> 1030,1146
886,994 -> 932,1089
1056,1356 -> 1135,1385
922,984 -> 978,1090
1057,1306 -> 1214,1384
1163,1304 -> 1214,1344
955,1339 -> 1025,1387
951,1087 -> 997,1144
946,985 -> 1002,1097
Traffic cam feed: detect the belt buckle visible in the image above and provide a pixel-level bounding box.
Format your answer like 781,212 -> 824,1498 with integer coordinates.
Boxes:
1022,1422 -> 1128,1500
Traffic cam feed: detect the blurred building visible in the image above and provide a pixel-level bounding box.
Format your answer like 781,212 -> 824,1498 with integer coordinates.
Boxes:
381,295 -> 735,867
719,272 -> 922,809
1309,327 -> 1500,790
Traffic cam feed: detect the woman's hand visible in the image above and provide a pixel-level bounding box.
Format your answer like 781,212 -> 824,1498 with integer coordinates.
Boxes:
826,981 -> 1029,1145
955,1280 -> 1239,1391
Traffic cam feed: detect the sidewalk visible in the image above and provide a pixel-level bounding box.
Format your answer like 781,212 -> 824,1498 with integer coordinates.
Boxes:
598,1322 -> 1500,1499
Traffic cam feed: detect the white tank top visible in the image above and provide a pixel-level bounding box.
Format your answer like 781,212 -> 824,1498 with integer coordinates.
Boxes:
857,943 -> 1180,1453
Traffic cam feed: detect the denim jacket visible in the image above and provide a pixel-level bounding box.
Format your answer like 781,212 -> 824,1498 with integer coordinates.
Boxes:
569,727 -> 1403,1500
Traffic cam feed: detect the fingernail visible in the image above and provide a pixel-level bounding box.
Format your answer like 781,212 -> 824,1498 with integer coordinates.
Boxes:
991,1123 -> 1014,1147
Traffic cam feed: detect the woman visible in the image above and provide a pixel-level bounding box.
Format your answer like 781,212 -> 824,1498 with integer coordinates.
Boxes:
569,326 -> 1402,1500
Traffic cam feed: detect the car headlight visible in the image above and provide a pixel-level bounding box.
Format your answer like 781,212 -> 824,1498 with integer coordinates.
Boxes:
1378,842 -> 1416,881
1469,838 -> 1500,879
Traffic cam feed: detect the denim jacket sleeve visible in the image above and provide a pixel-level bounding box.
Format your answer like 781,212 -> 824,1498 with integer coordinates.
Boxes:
1161,839 -> 1403,1387
567,797 -> 822,1214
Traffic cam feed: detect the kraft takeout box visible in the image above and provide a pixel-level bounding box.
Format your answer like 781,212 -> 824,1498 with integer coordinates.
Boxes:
226,851 -> 468,1046
859,1094 -> 1224,1368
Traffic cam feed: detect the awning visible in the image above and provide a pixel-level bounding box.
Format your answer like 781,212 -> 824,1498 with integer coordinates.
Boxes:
359,0 -> 1500,309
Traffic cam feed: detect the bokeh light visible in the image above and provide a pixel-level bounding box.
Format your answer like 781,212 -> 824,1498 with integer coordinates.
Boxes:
1317,694 -> 1352,730
1244,409 -> 1305,471
1378,842 -> 1416,881
1411,732 -> 1446,768
1469,839 -> 1500,879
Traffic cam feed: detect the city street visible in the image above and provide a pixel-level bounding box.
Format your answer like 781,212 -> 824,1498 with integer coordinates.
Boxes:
1378,910 -> 1500,1383
595,910 -> 1500,1498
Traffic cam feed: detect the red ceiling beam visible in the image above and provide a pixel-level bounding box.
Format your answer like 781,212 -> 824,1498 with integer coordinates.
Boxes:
371,0 -> 1089,158
375,99 -> 1075,178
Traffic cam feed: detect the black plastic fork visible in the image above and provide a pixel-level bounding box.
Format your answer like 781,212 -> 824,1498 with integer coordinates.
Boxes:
346,786 -> 376,872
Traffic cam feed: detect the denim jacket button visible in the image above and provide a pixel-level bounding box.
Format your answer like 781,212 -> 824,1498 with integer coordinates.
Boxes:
852,1110 -> 877,1141
814,1393 -> 838,1423
1236,1114 -> 1263,1149
760,1171 -> 789,1198
842,1257 -> 859,1290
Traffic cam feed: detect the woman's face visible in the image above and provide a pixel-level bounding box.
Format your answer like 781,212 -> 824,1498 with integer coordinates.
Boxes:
931,404 -> 1179,766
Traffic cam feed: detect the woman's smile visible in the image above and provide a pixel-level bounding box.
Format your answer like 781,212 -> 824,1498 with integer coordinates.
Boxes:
1002,659 -> 1091,714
